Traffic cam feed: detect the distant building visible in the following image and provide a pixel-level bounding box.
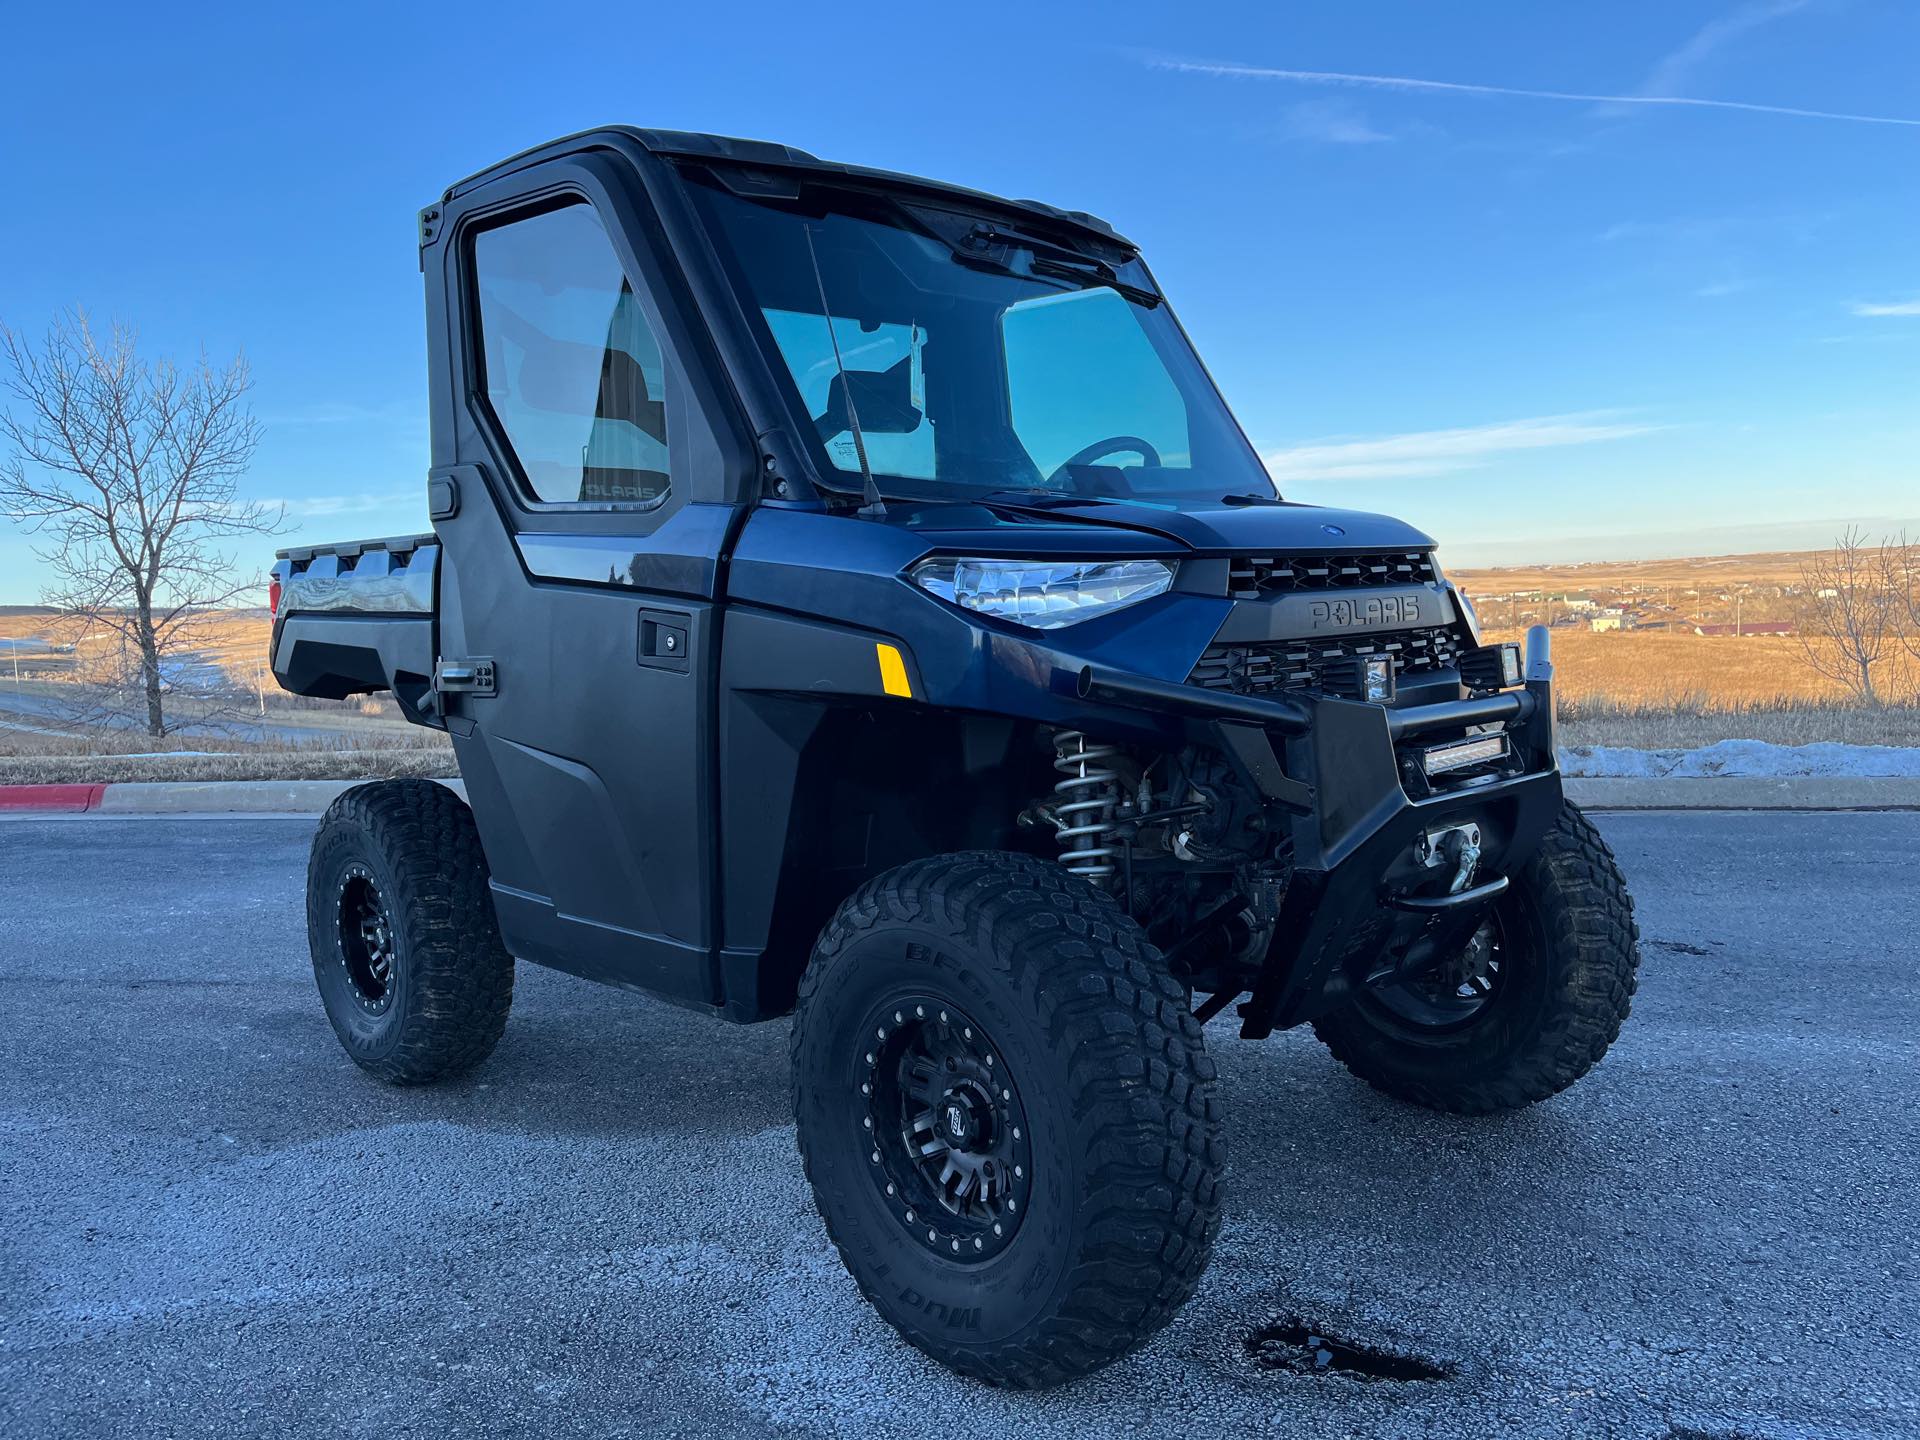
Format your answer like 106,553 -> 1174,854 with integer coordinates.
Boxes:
1693,622 -> 1794,637
1589,614 -> 1625,633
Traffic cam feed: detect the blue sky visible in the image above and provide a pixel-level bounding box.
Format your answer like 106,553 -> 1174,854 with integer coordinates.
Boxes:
2,0 -> 1915,600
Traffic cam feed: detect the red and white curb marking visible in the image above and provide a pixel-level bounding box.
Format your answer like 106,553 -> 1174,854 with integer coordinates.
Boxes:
0,783 -> 108,812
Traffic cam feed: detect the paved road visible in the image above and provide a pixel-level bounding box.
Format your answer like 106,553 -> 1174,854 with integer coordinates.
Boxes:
1,812 -> 1915,1439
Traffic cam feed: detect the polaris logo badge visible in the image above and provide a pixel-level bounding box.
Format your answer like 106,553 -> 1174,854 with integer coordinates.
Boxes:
1309,595 -> 1422,630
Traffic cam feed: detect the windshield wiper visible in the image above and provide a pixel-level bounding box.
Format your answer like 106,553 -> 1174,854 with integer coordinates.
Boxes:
1220,491 -> 1285,506
1027,256 -> 1162,308
950,224 -> 1162,307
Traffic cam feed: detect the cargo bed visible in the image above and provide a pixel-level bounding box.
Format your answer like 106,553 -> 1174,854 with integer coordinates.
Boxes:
270,533 -> 441,726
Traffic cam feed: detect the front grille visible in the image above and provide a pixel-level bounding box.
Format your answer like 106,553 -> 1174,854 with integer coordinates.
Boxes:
1229,550 -> 1437,600
1189,626 -> 1465,698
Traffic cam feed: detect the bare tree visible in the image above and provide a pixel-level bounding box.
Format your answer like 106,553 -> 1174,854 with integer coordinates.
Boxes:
1878,532 -> 1920,693
1795,527 -> 1895,706
0,311 -> 283,736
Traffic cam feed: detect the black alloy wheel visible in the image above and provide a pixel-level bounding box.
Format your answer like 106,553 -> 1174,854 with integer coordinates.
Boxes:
860,997 -> 1033,1263
336,863 -> 398,1013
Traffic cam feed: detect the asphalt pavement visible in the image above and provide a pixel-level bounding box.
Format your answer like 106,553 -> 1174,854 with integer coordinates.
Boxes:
1,811 -> 1915,1439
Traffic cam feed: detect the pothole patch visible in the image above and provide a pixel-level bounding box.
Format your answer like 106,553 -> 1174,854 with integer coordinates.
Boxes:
1245,1318 -> 1453,1382
1651,939 -> 1715,956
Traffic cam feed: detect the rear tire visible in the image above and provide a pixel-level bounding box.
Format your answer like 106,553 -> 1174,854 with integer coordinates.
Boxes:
1313,799 -> 1639,1114
791,851 -> 1224,1388
306,779 -> 513,1085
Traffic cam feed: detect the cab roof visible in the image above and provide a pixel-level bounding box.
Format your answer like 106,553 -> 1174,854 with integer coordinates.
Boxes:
443,126 -> 1131,250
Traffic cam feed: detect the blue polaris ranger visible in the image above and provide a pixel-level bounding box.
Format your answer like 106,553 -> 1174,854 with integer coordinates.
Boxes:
270,128 -> 1640,1387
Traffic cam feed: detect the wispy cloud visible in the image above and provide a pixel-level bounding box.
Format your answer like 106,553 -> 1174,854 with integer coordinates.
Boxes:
1851,297 -> 1920,317
261,489 -> 421,519
1634,0 -> 1810,102
1264,412 -> 1663,483
1280,99 -> 1393,145
259,399 -> 418,427
1149,57 -> 1920,129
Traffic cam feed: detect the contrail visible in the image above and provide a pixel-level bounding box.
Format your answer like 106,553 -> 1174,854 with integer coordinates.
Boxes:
1155,58 -> 1920,129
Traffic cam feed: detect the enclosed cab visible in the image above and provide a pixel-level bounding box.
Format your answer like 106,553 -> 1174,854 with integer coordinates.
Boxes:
272,128 -> 1640,1388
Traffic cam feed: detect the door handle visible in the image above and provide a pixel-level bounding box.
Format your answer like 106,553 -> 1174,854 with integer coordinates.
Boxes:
637,609 -> 691,673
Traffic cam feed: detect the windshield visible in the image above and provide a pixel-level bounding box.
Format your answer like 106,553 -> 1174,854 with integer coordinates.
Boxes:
683,170 -> 1277,506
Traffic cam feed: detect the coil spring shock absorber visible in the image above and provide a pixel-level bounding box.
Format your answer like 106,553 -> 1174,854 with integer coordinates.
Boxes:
1051,731 -> 1123,882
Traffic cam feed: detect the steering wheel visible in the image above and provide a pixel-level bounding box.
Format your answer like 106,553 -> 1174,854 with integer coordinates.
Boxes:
1046,435 -> 1162,484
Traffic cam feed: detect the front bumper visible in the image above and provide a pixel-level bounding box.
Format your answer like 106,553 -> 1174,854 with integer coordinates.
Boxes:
1067,625 -> 1563,1039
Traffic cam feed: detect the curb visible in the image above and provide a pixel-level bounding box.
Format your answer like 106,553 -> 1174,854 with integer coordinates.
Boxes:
0,779 -> 464,815
1,776 -> 1915,815
0,783 -> 107,813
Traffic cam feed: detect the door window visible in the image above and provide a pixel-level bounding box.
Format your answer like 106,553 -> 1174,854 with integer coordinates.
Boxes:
473,203 -> 674,506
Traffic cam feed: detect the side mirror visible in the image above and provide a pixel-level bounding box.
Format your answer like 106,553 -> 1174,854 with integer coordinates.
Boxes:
816,356 -> 921,437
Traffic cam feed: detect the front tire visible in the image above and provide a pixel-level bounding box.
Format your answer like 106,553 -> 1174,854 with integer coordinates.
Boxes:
306,779 -> 514,1085
791,851 -> 1224,1388
1313,800 -> 1639,1114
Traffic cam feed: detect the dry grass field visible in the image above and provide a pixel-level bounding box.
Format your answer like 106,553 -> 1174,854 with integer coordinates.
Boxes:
1450,547 -> 1830,596
1483,628 -> 1894,708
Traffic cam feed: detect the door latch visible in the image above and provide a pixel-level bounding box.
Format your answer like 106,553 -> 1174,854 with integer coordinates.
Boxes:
434,657 -> 496,697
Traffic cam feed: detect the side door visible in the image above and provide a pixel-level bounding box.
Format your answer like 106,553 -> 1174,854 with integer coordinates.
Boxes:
429,156 -> 748,1009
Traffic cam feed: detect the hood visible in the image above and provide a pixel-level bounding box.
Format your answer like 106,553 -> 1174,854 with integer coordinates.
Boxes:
955,495 -> 1438,554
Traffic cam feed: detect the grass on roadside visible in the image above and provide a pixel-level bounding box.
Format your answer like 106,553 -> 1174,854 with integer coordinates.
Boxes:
1557,697 -> 1920,749
0,747 -> 458,786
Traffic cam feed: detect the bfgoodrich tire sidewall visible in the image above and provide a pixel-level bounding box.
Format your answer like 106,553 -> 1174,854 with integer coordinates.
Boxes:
795,923 -> 1082,1351
307,819 -> 412,1066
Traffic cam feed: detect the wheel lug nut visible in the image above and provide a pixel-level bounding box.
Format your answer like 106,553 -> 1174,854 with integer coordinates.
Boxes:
915,1006 -> 925,1018
1012,1126 -> 1021,1139
950,1239 -> 959,1252
861,1082 -> 870,1095
906,1209 -> 915,1222
866,1052 -> 875,1065
871,1150 -> 880,1163
863,1117 -> 872,1129
1014,1165 -> 1023,1178
993,1223 -> 1003,1236
939,1011 -> 948,1023
1002,1089 -> 1011,1101
928,1229 -> 937,1243
973,1238 -> 983,1250
985,1055 -> 993,1067
963,1027 -> 972,1040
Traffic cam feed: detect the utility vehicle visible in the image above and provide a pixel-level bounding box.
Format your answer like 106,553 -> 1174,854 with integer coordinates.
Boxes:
270,128 -> 1640,1388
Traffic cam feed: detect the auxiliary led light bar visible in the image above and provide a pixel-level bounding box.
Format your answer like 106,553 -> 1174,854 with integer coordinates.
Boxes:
1421,733 -> 1509,776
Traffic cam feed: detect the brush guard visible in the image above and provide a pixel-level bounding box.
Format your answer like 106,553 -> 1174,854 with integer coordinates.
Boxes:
1060,626 -> 1563,1039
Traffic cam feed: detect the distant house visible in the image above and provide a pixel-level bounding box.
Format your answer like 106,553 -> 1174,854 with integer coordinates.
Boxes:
1693,622 -> 1794,637
1589,614 -> 1625,633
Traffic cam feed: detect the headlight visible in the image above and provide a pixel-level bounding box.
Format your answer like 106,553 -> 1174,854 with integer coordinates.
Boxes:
910,557 -> 1174,630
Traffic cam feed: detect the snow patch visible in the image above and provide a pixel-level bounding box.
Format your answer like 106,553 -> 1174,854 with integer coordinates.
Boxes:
1559,739 -> 1920,780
